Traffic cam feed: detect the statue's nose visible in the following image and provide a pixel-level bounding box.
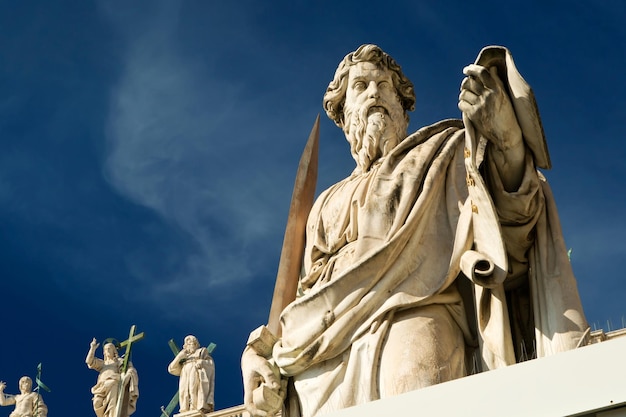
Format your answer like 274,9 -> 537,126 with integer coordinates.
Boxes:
367,82 -> 380,99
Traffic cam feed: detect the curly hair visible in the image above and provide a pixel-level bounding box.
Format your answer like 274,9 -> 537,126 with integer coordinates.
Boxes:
323,44 -> 416,128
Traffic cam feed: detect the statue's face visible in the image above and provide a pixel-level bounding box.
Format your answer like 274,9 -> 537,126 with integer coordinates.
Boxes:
342,61 -> 407,171
104,343 -> 117,360
184,336 -> 199,352
19,378 -> 31,393
344,61 -> 403,124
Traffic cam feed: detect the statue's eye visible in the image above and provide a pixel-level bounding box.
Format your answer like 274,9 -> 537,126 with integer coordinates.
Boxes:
353,81 -> 366,91
378,81 -> 391,90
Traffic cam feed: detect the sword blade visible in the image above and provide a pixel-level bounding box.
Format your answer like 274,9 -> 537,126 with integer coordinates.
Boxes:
267,115 -> 320,336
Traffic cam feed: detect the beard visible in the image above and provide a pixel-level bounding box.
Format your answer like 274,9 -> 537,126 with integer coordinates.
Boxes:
344,100 -> 407,172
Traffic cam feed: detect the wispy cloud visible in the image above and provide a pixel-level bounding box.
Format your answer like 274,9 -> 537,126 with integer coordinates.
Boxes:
101,2 -> 290,309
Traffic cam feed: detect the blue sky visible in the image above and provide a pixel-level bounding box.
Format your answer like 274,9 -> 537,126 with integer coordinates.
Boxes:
1,0 -> 625,415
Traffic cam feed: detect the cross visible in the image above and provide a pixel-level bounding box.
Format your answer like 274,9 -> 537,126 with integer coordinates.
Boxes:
115,325 -> 144,417
159,339 -> 216,417
34,363 -> 51,394
34,363 -> 50,417
119,325 -> 145,374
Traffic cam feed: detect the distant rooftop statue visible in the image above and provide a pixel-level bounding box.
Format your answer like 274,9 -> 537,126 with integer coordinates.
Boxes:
0,376 -> 48,417
168,335 -> 215,415
86,337 -> 139,417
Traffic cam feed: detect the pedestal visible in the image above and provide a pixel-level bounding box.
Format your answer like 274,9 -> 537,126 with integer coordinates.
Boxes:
174,410 -> 206,417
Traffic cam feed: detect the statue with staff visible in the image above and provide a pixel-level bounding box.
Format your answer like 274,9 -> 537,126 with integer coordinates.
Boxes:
86,325 -> 143,417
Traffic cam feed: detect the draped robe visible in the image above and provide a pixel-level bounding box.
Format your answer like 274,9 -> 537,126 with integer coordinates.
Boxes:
267,46 -> 588,417
168,347 -> 215,412
272,118 -> 588,417
88,357 -> 139,417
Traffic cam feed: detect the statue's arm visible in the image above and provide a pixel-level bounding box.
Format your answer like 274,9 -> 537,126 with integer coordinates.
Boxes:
485,147 -> 544,281
196,348 -> 214,371
126,359 -> 137,372
458,61 -> 545,281
241,344 -> 285,417
0,388 -> 15,407
167,351 -> 187,376
86,338 -> 103,370
458,64 -> 526,192
0,381 -> 15,406
35,394 -> 48,417
199,347 -> 210,360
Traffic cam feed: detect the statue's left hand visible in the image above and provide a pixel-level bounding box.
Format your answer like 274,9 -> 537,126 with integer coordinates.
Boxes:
458,64 -> 522,151
459,64 -> 527,191
241,346 -> 285,417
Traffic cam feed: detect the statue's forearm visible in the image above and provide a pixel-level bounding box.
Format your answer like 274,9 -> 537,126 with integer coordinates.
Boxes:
489,136 -> 525,192
483,143 -> 542,280
85,348 -> 99,367
167,353 -> 186,375
0,394 -> 15,406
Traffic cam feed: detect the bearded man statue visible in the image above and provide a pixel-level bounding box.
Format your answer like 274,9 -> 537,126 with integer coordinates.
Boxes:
242,44 -> 588,417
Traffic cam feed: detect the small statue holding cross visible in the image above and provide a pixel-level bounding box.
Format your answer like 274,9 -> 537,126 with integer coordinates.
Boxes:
85,325 -> 143,417
167,335 -> 215,415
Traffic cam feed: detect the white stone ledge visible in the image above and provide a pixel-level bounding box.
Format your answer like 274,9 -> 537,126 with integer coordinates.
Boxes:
325,336 -> 626,417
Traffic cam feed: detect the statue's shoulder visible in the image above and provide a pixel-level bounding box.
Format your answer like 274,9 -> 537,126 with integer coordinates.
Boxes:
414,119 -> 464,136
401,118 -> 464,150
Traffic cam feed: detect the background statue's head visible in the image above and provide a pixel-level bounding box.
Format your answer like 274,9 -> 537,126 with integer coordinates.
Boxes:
183,335 -> 200,352
103,343 -> 118,360
18,376 -> 32,394
323,44 -> 415,130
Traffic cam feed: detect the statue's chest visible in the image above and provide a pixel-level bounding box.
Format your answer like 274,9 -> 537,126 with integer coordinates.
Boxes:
318,168 -> 385,248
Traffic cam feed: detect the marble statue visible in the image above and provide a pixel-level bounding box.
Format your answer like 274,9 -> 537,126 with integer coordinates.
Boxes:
86,338 -> 139,417
0,377 -> 47,417
168,335 -> 215,414
241,44 -> 590,417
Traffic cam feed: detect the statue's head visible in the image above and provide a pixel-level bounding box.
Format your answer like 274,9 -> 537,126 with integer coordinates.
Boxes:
183,335 -> 200,353
103,343 -> 118,360
323,44 -> 415,130
18,376 -> 32,394
323,44 -> 416,172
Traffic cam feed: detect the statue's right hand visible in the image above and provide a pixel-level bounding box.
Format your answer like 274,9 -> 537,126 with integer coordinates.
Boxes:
90,338 -> 99,350
0,380 -> 5,391
241,345 -> 284,417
